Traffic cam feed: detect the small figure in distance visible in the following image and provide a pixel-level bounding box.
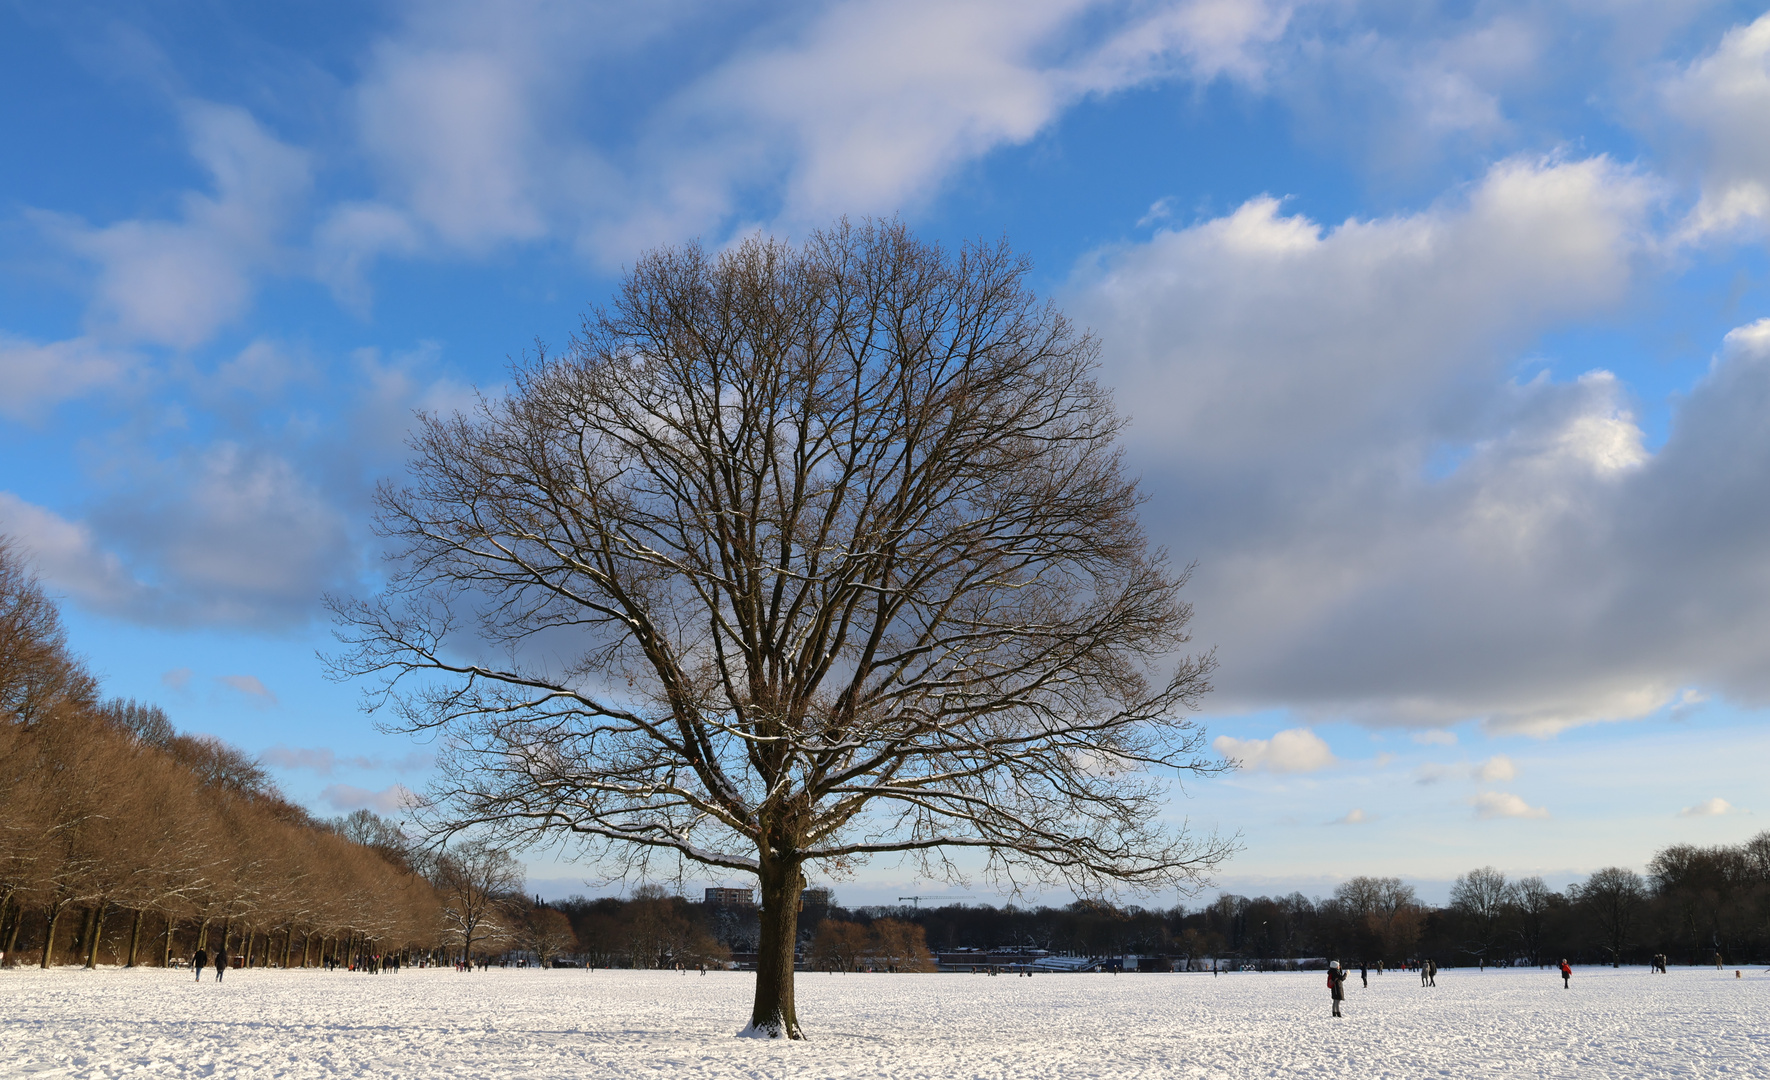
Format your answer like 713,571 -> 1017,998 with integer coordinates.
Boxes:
1327,960 -> 1348,1018
1559,958 -> 1572,989
215,950 -> 229,982
1427,959 -> 1437,987
192,947 -> 208,984
1360,961 -> 1368,988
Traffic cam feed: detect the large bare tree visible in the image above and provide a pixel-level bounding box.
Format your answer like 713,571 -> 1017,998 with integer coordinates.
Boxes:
332,220 -> 1228,1037
433,839 -> 524,964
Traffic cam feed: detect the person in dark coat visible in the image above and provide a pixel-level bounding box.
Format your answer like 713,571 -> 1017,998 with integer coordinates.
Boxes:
215,950 -> 230,982
1559,959 -> 1572,988
1327,960 -> 1348,1017
1360,962 -> 1368,988
1426,959 -> 1437,986
192,948 -> 208,983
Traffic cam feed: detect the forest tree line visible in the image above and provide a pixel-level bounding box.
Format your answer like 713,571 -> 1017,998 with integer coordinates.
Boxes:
0,539 -> 557,970
541,832 -> 1768,972
792,843 -> 1770,969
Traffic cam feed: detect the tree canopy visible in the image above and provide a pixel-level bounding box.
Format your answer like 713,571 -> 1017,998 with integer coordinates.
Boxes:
333,219 -> 1228,1036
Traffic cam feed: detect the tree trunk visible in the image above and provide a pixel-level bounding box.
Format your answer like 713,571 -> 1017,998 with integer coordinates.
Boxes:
196,919 -> 210,952
163,916 -> 177,968
1,895 -> 20,963
72,906 -> 95,966
41,902 -> 66,968
85,905 -> 107,968
0,895 -> 21,965
746,862 -> 805,1039
244,929 -> 255,968
125,909 -> 144,967
0,894 -> 13,965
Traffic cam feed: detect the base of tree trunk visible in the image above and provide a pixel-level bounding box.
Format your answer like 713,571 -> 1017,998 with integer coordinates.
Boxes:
736,1019 -> 804,1040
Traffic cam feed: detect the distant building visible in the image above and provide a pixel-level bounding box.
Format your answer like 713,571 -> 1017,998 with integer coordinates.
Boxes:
705,887 -> 755,907
801,887 -> 834,910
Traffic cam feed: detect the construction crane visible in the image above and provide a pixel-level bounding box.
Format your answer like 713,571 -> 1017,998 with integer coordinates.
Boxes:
897,895 -> 973,908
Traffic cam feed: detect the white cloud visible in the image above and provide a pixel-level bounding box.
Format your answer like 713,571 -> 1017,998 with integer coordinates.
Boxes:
52,102 -> 310,348
1062,154 -> 1770,737
1664,12 -> 1770,239
1214,727 -> 1336,773
320,783 -> 417,814
1078,155 -> 1653,466
1414,763 -> 1453,785
1678,797 -> 1736,818
1474,755 -> 1517,783
355,45 -> 547,250
339,0 -> 1289,265
2,439 -> 358,629
161,668 -> 193,692
0,493 -> 152,613
1328,808 -> 1370,825
1473,791 -> 1548,820
89,442 -> 357,625
216,674 -> 278,707
0,335 -> 135,418
262,745 -> 434,775
1412,729 -> 1457,746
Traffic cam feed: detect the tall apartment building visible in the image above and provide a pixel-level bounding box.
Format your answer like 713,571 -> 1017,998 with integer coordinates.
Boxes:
704,887 -> 755,907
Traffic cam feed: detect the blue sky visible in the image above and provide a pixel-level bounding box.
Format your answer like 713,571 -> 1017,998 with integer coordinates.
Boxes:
5,0 -> 1770,907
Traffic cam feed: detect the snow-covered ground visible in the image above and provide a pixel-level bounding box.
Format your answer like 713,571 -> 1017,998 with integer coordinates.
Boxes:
3,964 -> 1765,1078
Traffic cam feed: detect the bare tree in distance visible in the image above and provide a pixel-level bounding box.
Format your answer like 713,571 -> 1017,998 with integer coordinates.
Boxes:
1508,875 -> 1553,968
1574,866 -> 1647,968
331,220 -> 1230,1038
1334,876 -> 1423,963
1449,866 -> 1509,969
434,839 -> 524,965
516,904 -> 578,966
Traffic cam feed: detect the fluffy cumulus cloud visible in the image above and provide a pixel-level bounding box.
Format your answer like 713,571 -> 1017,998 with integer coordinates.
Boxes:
1664,12 -> 1770,239
1473,791 -> 1548,820
1678,797 -> 1736,818
1070,153 -> 1770,736
1214,727 -> 1335,773
1474,755 -> 1517,783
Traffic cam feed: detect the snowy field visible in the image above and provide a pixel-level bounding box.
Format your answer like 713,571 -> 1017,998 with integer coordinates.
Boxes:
3,964 -> 1765,1079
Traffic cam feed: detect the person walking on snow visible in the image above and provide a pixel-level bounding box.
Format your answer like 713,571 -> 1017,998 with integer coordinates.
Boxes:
192,948 -> 208,983
1327,961 -> 1348,1017
1426,959 -> 1437,987
1360,962 -> 1368,988
215,950 -> 229,982
1559,959 -> 1572,989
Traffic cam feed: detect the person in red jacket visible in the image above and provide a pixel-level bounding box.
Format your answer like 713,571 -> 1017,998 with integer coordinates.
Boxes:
1327,960 -> 1348,1017
1559,959 -> 1572,989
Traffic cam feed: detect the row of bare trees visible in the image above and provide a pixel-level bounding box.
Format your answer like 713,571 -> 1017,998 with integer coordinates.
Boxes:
0,537 -> 475,969
810,917 -> 935,972
560,887 -> 729,969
